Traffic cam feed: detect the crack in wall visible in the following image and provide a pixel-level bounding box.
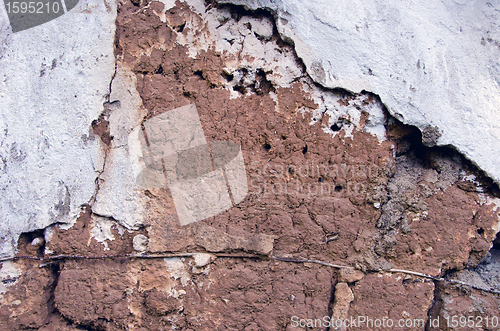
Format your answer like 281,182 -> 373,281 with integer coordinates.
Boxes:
2,2 -> 500,329
88,63 -> 119,207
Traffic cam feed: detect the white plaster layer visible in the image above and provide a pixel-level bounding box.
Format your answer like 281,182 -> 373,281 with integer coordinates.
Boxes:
92,63 -> 148,229
89,215 -> 124,251
0,261 -> 21,301
165,257 -> 191,287
219,0 -> 500,183
0,0 -> 116,258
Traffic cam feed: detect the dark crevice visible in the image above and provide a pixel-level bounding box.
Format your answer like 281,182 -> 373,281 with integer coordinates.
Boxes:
175,22 -> 186,33
229,67 -> 276,95
194,70 -> 204,79
16,229 -> 45,259
385,98 -> 500,195
209,1 -> 276,25
329,118 -> 351,132
330,123 -> 341,132
221,71 -> 234,82
374,108 -> 500,254
425,281 -> 444,330
93,62 -> 118,147
233,84 -> 246,94
253,69 -> 275,95
155,64 -> 163,75
46,262 -> 62,315
325,274 -> 339,331
88,60 -> 118,206
493,232 -> 500,249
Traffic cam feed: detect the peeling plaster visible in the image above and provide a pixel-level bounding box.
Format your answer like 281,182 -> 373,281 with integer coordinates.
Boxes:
218,0 -> 500,184
0,261 -> 21,301
92,63 -> 148,229
0,0 -> 116,258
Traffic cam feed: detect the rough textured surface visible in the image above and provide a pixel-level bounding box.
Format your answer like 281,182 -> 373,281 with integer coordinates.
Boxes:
330,282 -> 354,330
92,62 -> 149,229
349,272 -> 435,330
1,0 -> 500,330
218,0 -> 500,186
105,0 -> 500,275
427,250 -> 500,331
0,0 -> 116,258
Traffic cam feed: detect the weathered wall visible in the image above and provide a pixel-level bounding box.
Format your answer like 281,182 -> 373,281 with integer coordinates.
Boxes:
0,0 -> 116,257
220,0 -> 500,185
0,0 -> 500,330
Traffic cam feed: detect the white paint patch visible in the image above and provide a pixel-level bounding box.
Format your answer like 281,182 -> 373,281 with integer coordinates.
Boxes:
484,197 -> 500,235
363,101 -> 387,142
193,253 -> 215,267
93,63 -> 148,229
185,0 -> 207,15
43,226 -> 55,255
304,84 -> 386,141
132,234 -> 149,253
0,261 -> 22,301
89,216 -> 119,251
165,257 -> 191,286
